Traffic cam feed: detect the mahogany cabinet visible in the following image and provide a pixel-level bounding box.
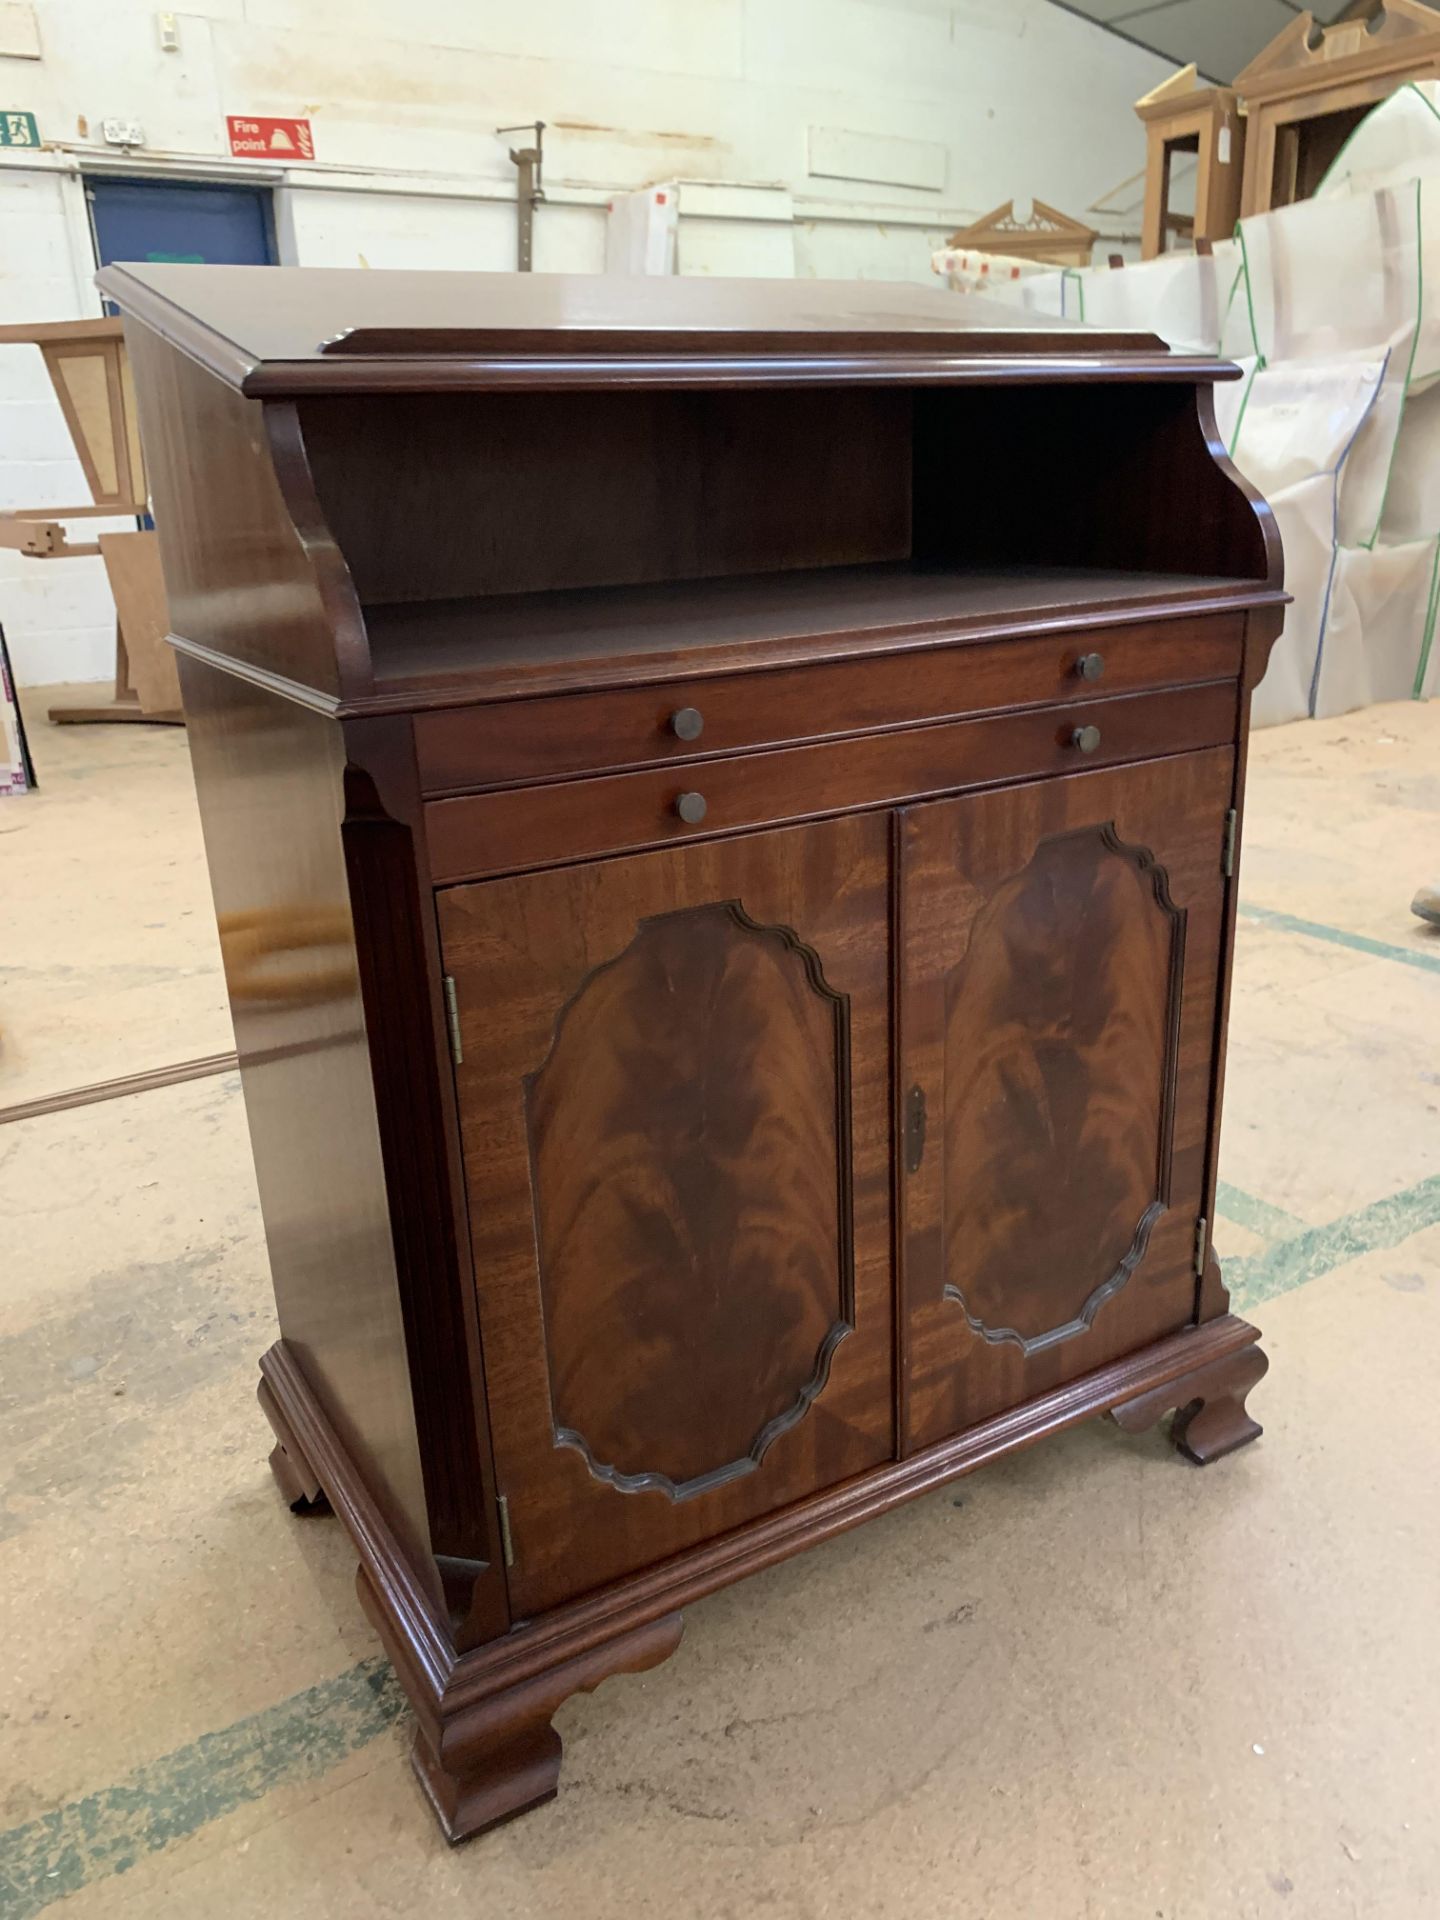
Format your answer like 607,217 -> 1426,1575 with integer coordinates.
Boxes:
102,264 -> 1284,1844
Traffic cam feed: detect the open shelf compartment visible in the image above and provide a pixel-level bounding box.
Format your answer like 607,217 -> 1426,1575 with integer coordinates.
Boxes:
294,380 -> 1275,705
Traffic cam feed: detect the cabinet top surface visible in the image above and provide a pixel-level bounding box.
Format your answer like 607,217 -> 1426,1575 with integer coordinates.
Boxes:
95,263 -> 1233,396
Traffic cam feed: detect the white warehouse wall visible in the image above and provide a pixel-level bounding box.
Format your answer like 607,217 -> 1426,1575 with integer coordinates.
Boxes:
0,0 -> 1169,685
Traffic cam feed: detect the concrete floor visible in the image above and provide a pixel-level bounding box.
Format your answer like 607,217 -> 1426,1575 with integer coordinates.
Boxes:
2,688 -> 1439,1919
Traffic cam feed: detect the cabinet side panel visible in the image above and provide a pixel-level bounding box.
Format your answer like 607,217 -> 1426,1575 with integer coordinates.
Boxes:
178,654 -> 434,1571
122,326 -> 361,697
1195,603 -> 1286,1320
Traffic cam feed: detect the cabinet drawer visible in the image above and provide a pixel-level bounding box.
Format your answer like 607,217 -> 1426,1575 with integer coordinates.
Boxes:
426,680 -> 1238,884
413,612 -> 1243,795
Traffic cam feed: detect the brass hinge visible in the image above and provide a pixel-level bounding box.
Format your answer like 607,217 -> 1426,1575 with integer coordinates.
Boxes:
443,973 -> 463,1066
904,1084 -> 927,1174
1193,1216 -> 1208,1278
1221,808 -> 1238,878
496,1493 -> 515,1569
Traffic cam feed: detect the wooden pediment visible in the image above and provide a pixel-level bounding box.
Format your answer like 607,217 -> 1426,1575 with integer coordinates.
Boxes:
1235,2 -> 1440,103
945,198 -> 1097,266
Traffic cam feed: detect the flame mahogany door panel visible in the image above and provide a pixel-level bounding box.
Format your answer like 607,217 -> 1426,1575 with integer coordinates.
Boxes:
438,813 -> 893,1616
899,747 -> 1235,1453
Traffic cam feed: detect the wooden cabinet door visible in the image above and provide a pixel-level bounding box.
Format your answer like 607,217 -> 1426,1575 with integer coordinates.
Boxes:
899,747 -> 1235,1453
438,813 -> 893,1615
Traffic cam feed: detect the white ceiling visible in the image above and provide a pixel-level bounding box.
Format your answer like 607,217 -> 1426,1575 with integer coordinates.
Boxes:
1048,0 -> 1389,86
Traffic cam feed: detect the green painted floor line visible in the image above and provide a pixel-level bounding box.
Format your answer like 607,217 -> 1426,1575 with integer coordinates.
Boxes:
9,1174 -> 1440,1911
1238,901 -> 1440,977
0,1657 -> 406,1920
1226,1170 -> 1440,1314
1214,1178 -> 1307,1240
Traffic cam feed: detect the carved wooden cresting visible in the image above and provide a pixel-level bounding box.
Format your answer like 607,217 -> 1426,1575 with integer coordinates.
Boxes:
1234,1 -> 1440,219
104,265 -> 1284,1844
944,197 -> 1099,268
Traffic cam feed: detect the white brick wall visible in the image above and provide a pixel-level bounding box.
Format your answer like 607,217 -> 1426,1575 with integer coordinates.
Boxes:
0,0 -> 1170,683
0,164 -> 117,688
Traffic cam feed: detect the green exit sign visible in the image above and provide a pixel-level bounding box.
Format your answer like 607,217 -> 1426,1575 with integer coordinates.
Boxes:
0,110 -> 41,148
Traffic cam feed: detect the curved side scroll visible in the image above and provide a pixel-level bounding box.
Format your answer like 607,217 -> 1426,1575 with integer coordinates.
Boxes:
264,399 -> 375,700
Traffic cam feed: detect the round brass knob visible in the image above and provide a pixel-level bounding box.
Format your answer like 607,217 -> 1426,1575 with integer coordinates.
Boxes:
1074,652 -> 1105,681
1070,725 -> 1102,755
670,707 -> 704,741
675,791 -> 708,824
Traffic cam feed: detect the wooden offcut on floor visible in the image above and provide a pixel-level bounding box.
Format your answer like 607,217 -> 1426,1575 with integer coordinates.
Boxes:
1,690 -> 1438,1919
